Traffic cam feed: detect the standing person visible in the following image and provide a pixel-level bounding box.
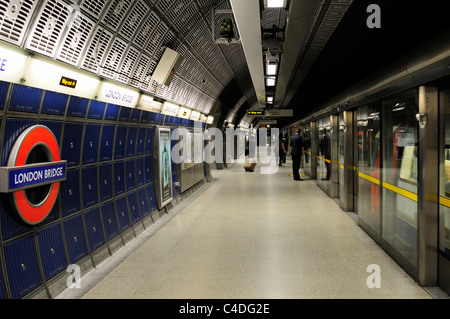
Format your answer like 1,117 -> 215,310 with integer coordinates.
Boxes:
279,133 -> 287,166
290,127 -> 304,181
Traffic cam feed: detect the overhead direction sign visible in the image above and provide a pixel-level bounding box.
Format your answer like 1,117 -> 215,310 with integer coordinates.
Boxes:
265,109 -> 293,117
248,110 -> 265,117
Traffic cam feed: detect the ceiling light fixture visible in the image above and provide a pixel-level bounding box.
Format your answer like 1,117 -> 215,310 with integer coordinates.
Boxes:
266,61 -> 278,76
264,0 -> 287,9
266,77 -> 276,86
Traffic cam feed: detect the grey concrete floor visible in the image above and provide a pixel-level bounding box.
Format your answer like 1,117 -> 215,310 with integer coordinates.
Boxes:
58,157 -> 432,299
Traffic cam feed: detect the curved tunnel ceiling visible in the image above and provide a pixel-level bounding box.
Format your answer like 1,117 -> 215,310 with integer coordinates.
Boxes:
0,0 -> 255,117
4,0 -> 446,130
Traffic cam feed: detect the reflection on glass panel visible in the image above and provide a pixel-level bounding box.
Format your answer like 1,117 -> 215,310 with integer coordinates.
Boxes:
316,119 -> 324,180
303,124 -> 312,177
357,104 -> 381,239
441,87 -> 450,255
439,206 -> 450,255
317,117 -> 331,194
382,90 -> 418,273
339,113 -> 345,201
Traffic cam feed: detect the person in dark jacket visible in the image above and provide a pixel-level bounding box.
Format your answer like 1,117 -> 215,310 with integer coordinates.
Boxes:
290,127 -> 304,181
279,133 -> 287,166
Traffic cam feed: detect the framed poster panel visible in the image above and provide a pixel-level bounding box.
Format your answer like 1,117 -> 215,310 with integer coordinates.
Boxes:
153,127 -> 173,209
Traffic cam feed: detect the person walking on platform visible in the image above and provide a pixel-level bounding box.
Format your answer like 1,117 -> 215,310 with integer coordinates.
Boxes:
290,127 -> 304,181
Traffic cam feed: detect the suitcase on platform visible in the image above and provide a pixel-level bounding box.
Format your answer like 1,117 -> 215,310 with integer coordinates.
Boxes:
244,158 -> 257,172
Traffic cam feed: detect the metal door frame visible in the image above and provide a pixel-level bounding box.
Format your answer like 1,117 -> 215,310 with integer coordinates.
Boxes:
418,86 -> 439,286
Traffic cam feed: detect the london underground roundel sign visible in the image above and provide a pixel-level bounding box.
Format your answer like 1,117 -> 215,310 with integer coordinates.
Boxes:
0,125 -> 67,225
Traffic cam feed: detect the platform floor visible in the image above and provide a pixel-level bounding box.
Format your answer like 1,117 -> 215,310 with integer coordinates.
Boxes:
58,157 -> 432,299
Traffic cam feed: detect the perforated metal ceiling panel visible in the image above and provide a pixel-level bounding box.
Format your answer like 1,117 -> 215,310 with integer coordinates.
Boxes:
25,0 -> 73,57
0,0 -> 269,115
57,11 -> 95,66
0,0 -> 39,46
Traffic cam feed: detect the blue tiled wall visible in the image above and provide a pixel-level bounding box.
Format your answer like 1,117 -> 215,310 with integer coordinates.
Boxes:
0,81 -> 197,299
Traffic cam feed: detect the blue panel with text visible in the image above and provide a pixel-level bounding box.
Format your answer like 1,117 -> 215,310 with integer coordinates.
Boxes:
136,158 -> 145,187
99,124 -> 115,162
63,214 -> 88,263
115,196 -> 130,231
145,127 -> 154,155
99,163 -> 113,202
136,128 -> 146,156
82,165 -> 98,208
114,161 -> 125,195
0,80 -> 9,109
119,106 -> 131,122
61,122 -> 83,167
147,183 -> 157,212
114,126 -> 127,159
61,168 -> 81,216
84,207 -> 105,252
41,91 -> 68,115
128,192 -> 140,224
104,103 -> 120,121
82,123 -> 101,164
37,223 -> 67,281
39,120 -> 63,146
87,100 -> 106,120
131,109 -> 141,122
137,188 -> 150,217
2,118 -> 36,166
9,84 -> 42,113
125,159 -> 135,191
126,127 -> 137,157
101,201 -> 119,241
145,155 -> 153,183
4,234 -> 42,298
67,96 -> 89,118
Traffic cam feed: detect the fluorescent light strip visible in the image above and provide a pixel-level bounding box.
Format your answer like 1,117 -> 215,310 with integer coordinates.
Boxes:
265,0 -> 286,8
266,62 -> 277,75
266,77 -> 276,86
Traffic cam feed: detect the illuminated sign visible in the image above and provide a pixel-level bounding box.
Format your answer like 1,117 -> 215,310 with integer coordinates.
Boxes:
60,76 -> 77,89
97,82 -> 139,108
248,111 -> 265,116
265,109 -> 293,117
0,125 -> 67,225
190,110 -> 200,121
161,102 -> 179,116
153,127 -> 173,209
178,107 -> 191,119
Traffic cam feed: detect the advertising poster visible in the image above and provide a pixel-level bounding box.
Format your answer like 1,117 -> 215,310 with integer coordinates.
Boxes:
155,127 -> 173,209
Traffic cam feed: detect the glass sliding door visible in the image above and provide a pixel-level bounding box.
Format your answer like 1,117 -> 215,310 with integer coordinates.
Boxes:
339,113 -> 345,205
439,86 -> 450,294
317,117 -> 332,194
381,89 -> 419,278
356,104 -> 381,241
317,119 -> 325,182
303,124 -> 312,178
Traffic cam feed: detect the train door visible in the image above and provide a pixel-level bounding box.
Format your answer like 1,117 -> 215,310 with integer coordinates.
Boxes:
338,111 -> 354,212
381,89 -> 419,279
302,124 -> 312,178
316,119 -> 325,183
439,86 -> 450,294
317,118 -> 331,194
339,114 -> 345,205
356,104 -> 381,242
